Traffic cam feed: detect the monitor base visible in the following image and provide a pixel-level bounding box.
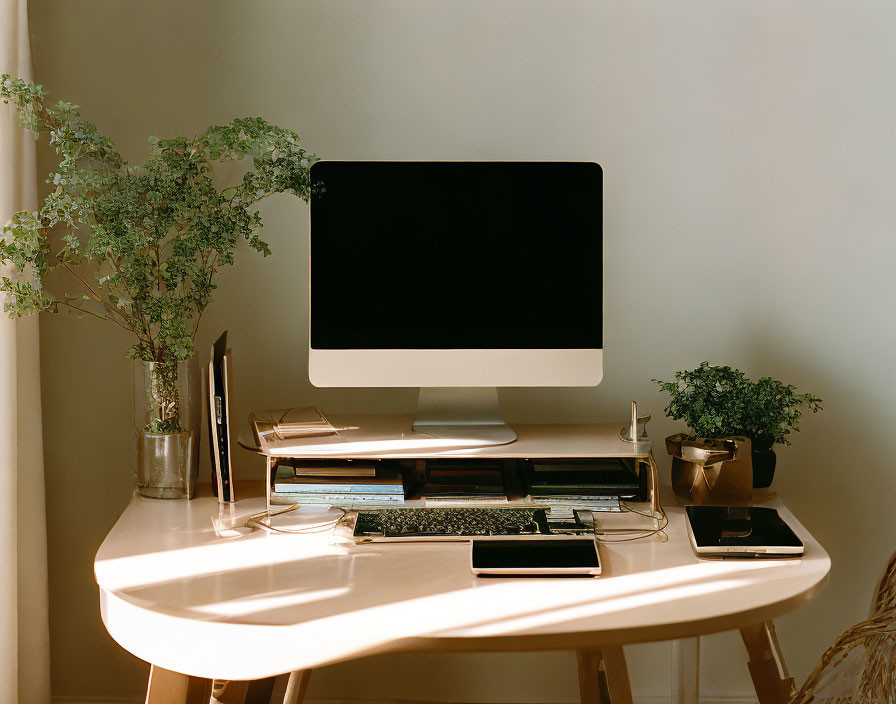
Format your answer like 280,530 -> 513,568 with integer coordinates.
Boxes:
412,387 -> 518,447
410,423 -> 518,447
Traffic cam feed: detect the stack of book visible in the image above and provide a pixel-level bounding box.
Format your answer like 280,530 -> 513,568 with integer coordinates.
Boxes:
272,460 -> 405,506
421,461 -> 508,502
525,460 -> 639,512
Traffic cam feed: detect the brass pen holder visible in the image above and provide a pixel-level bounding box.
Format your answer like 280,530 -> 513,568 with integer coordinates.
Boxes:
666,434 -> 753,506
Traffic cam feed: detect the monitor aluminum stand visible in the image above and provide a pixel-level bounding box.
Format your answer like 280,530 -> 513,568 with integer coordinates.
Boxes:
412,387 -> 517,446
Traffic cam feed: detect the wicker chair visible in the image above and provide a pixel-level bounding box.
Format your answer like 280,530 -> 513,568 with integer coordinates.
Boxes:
789,551 -> 896,703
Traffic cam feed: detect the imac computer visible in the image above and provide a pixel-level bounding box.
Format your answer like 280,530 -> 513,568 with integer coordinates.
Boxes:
308,161 -> 602,447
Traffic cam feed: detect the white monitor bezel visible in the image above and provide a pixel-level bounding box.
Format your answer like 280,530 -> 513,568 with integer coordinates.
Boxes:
309,348 -> 602,387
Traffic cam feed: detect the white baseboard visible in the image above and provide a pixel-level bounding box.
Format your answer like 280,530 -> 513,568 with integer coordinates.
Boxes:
54,697 -> 759,704
313,700 -> 758,704
53,699 -> 141,704
52,699 -> 141,704
634,699 -> 757,704
306,699 -> 758,704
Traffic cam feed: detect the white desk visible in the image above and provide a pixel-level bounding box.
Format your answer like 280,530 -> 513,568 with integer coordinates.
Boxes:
95,484 -> 829,704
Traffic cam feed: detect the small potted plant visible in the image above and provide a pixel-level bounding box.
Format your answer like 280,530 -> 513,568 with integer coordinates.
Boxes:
1,75 -> 318,499
655,362 -> 823,488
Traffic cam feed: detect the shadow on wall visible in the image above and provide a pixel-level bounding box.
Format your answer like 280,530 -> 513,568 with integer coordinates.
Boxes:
744,323 -> 896,683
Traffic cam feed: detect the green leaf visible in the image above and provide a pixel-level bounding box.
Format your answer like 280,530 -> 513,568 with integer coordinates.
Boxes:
1,75 -> 319,430
654,362 -> 823,448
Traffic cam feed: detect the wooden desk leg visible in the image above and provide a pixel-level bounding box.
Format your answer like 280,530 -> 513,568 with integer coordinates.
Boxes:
671,637 -> 700,704
740,621 -> 796,704
576,649 -> 607,704
283,670 -> 312,704
601,646 -> 634,704
145,665 -> 212,704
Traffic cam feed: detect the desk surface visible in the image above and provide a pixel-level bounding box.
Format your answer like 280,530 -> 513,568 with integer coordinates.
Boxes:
95,485 -> 830,681
240,414 -> 653,458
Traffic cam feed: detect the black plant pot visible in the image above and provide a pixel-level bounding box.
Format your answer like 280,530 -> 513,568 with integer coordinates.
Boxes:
751,447 -> 777,489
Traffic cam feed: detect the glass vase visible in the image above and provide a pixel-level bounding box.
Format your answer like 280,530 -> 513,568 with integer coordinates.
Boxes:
133,357 -> 201,499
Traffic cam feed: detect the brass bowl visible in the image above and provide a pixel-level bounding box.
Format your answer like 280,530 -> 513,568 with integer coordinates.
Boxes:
665,434 -> 753,506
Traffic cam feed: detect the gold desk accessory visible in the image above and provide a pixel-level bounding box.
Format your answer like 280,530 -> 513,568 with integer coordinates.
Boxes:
666,434 -> 753,506
616,402 -> 661,525
618,400 -> 651,443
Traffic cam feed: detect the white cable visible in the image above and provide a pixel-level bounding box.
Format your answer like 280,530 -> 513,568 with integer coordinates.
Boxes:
246,503 -> 345,534
593,499 -> 669,543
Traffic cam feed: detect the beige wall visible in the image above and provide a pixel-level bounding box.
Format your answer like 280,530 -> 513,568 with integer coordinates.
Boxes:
28,0 -> 896,701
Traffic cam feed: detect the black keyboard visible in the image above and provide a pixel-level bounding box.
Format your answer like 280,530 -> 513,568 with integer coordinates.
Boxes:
353,507 -> 546,538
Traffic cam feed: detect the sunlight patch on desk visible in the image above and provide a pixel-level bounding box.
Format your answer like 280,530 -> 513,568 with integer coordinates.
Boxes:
441,577 -> 752,636
244,562 -> 794,650
189,586 -> 350,618
95,535 -> 347,591
269,436 -> 494,456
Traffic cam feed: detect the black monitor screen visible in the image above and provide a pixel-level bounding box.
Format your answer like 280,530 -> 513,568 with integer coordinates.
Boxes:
310,161 -> 602,350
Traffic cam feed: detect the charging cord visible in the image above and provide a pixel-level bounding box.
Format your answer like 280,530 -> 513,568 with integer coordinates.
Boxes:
592,499 -> 669,544
246,503 -> 346,534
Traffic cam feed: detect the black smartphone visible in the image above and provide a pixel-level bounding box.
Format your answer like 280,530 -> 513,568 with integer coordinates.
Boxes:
471,538 -> 601,577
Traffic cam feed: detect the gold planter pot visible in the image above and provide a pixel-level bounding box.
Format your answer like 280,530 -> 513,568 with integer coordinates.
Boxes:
665,434 -> 753,506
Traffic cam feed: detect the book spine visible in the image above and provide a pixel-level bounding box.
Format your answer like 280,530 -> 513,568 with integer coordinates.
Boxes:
291,469 -> 377,477
273,484 -> 404,495
271,493 -> 404,505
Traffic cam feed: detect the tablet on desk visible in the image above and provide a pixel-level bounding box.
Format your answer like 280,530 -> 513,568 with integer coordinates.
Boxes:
686,506 -> 804,558
471,538 -> 601,577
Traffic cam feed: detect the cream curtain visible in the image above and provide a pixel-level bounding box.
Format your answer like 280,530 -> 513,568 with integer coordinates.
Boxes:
0,0 -> 52,702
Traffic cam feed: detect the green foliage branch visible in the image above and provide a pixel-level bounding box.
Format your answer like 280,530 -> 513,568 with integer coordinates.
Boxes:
654,361 -> 823,451
1,75 -> 318,431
